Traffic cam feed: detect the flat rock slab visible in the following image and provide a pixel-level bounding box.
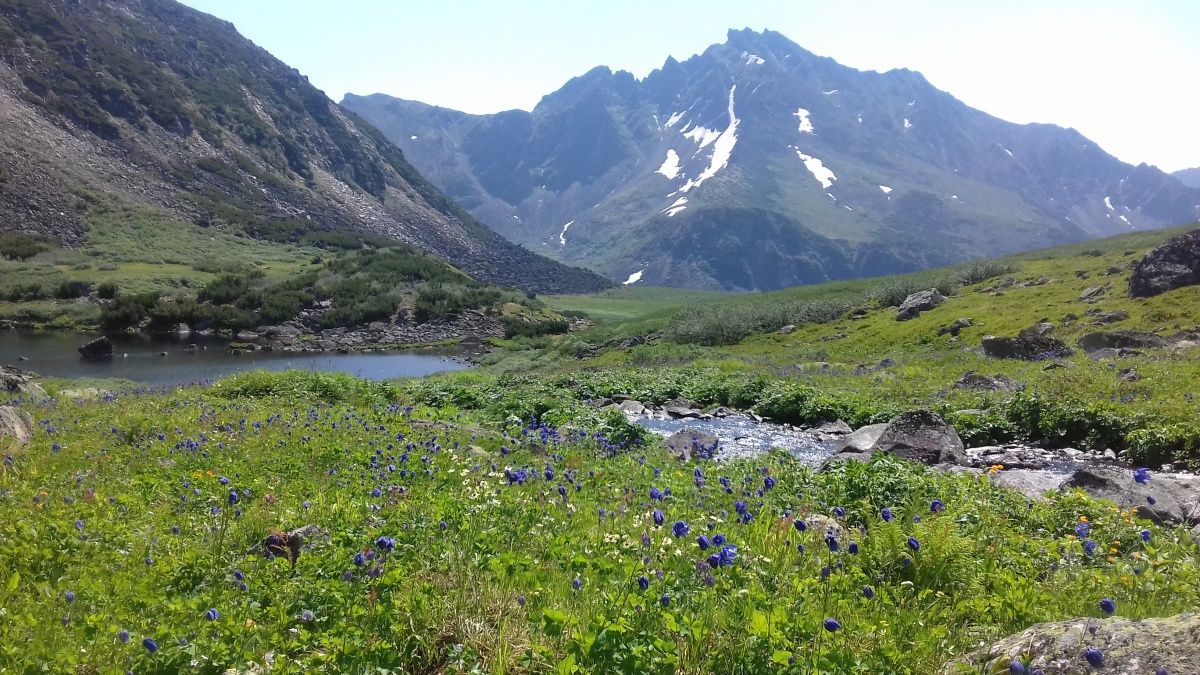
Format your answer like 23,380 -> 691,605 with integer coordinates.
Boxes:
989,469 -> 1069,501
663,429 -> 719,461
0,405 -> 33,445
982,333 -> 1074,360
944,613 -> 1200,674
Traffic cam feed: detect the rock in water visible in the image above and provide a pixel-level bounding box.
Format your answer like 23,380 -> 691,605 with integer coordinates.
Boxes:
869,410 -> 966,465
663,429 -> 719,461
895,289 -> 946,321
943,613 -> 1200,674
78,336 -> 114,360
0,405 -> 33,445
1062,465 -> 1200,525
1129,229 -> 1200,297
982,333 -> 1073,360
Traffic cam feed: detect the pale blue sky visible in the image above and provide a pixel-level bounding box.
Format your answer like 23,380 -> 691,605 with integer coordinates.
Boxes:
180,0 -> 1199,172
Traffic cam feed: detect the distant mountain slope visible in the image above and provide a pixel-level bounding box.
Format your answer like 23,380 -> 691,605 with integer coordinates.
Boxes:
0,0 -> 609,293
1175,167 -> 1200,189
345,29 -> 1200,291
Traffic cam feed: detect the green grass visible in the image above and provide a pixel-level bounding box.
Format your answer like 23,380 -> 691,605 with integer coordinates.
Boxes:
2,370 -> 1198,673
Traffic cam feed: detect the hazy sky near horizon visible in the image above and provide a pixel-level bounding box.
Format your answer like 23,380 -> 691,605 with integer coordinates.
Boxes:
179,0 -> 1199,172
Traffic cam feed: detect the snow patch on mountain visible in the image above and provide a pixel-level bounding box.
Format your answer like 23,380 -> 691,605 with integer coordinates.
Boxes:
1001,145 -> 1014,158
680,85 -> 739,193
683,125 -> 721,149
878,185 -> 893,194
741,51 -> 765,66
558,221 -> 574,246
903,118 -> 912,129
663,196 -> 688,217
664,111 -> 685,128
622,269 -> 645,285
822,89 -> 839,95
656,149 -> 681,179
1104,196 -> 1115,211
794,108 -> 814,134
409,135 -> 418,140
796,149 -> 836,189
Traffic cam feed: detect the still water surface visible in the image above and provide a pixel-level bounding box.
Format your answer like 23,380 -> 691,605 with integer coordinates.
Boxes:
0,330 -> 470,386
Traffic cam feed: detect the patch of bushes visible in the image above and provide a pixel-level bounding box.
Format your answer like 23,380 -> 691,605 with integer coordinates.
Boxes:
501,316 -> 569,339
666,297 -> 854,346
53,280 -> 91,299
0,233 -> 47,260
96,282 -> 118,299
211,370 -> 397,406
866,260 -> 1016,308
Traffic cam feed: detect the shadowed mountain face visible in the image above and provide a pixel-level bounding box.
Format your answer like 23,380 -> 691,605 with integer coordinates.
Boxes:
345,28 -> 1200,291
0,0 -> 610,293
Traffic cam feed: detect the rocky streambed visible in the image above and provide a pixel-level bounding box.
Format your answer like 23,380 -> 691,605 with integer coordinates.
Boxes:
618,398 -> 1200,527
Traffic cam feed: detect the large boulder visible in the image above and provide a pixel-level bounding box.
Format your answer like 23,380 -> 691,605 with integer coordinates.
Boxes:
78,336 -> 114,360
0,405 -> 33,446
869,410 -> 967,466
1077,330 -> 1171,352
1062,465 -> 1200,525
663,429 -> 719,461
989,469 -> 1069,501
895,289 -> 946,321
1129,229 -> 1200,297
944,613 -> 1200,675
982,333 -> 1073,360
839,423 -> 888,453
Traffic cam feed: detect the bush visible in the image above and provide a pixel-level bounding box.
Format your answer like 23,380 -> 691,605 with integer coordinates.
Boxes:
100,292 -> 160,330
0,282 -> 50,302
53,280 -> 91,299
501,316 -> 569,339
96,282 -> 118,299
0,233 -> 47,260
665,297 -> 853,346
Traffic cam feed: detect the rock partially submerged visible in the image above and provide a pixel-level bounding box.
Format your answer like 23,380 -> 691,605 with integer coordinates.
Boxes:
78,336 -> 114,360
827,412 -> 965,467
663,429 -> 719,461
1062,465 -> 1200,525
944,613 -> 1200,675
895,289 -> 946,321
1129,228 -> 1200,297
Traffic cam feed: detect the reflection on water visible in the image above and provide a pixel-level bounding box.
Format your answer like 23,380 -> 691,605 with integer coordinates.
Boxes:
0,329 -> 470,385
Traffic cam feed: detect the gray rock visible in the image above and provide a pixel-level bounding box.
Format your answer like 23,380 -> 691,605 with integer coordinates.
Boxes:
944,613 -> 1200,675
954,372 -> 1024,392
78,336 -> 114,360
869,410 -> 967,466
235,330 -> 260,341
1129,229 -> 1200,297
1021,322 -> 1056,337
778,324 -> 796,334
965,446 -> 1051,470
1091,310 -> 1129,325
260,525 -> 331,565
982,333 -> 1074,360
662,429 -> 719,461
1079,285 -> 1107,301
812,420 -> 852,436
1077,330 -> 1171,352
839,423 -> 888,453
0,366 -> 46,398
937,317 -> 974,336
989,469 -> 1067,501
1062,465 -> 1200,524
0,405 -> 33,445
618,400 -> 646,415
896,289 -> 947,321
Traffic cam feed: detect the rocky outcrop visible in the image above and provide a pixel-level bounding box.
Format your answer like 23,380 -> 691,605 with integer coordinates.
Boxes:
0,366 -> 46,399
1062,465 -> 1200,525
77,336 -> 114,360
663,429 -> 719,461
954,372 -> 1024,392
982,333 -> 1073,360
896,289 -> 946,321
1129,229 -> 1200,297
0,405 -> 33,445
944,613 -> 1200,675
1077,330 -> 1171,352
989,469 -> 1068,501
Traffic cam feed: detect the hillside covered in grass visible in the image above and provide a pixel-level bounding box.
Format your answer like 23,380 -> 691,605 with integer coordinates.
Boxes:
520,225 -> 1200,465
2,371 -> 1199,673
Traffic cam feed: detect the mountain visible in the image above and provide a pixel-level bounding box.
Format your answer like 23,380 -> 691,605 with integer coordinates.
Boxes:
344,29 -> 1200,291
0,0 -> 608,294
1175,167 -> 1200,189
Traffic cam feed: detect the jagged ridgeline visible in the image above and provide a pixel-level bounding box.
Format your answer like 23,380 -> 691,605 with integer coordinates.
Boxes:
345,29 -> 1200,291
0,0 -> 610,293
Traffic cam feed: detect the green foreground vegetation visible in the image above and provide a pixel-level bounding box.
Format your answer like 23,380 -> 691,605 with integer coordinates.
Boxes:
2,370 -> 1197,674
4,226 -> 1200,672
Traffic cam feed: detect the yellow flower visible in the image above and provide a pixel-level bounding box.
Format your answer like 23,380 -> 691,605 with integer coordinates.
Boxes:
1079,515 -> 1089,523
988,464 -> 1004,474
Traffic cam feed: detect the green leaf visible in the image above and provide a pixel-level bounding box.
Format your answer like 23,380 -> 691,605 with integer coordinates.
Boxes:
772,650 -> 794,666
5,571 -> 17,592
